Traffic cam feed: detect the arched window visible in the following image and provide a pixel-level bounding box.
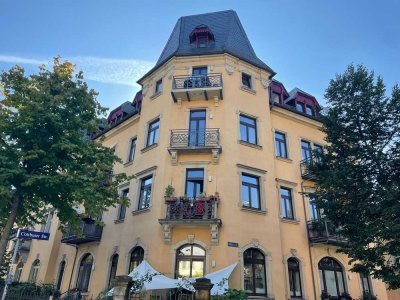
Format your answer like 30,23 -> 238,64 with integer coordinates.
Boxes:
288,258 -> 302,298
28,259 -> 40,283
129,247 -> 144,273
243,248 -> 266,296
108,254 -> 119,288
176,244 -> 205,278
76,254 -> 93,292
56,260 -> 66,291
14,262 -> 24,282
318,257 -> 346,297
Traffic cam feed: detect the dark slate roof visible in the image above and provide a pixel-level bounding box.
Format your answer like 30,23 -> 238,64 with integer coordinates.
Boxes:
138,10 -> 275,82
286,88 -> 319,103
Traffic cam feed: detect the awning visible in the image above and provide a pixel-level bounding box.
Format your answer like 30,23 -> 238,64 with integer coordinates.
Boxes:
107,260 -> 237,296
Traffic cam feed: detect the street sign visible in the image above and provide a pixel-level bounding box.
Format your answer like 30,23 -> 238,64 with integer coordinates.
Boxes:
227,242 -> 239,247
17,229 -> 50,241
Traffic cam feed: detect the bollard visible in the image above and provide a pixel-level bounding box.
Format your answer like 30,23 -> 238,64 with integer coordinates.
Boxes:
192,278 -> 214,300
112,275 -> 133,300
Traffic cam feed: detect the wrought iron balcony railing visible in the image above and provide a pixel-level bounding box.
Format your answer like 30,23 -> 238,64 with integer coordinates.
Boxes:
164,196 -> 219,221
170,128 -> 220,149
300,159 -> 317,181
61,222 -> 103,245
307,219 -> 347,246
172,74 -> 223,90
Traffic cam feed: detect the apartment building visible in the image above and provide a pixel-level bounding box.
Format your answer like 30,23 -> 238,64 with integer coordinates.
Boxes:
8,10 -> 393,300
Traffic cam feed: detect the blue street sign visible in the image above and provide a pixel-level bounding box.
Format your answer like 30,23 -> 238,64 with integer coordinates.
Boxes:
17,229 -> 50,241
227,242 -> 239,247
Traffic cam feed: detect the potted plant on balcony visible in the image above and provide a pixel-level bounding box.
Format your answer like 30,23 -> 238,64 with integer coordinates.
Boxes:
197,192 -> 208,201
164,185 -> 177,202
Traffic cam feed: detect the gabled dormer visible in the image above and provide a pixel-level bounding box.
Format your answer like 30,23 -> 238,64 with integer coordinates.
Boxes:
285,88 -> 321,117
270,79 -> 289,104
107,101 -> 137,126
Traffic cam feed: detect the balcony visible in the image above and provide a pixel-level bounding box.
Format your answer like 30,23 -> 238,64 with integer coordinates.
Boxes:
300,159 -> 317,181
307,219 -> 348,246
168,129 -> 221,164
61,222 -> 103,245
159,195 -> 222,245
171,74 -> 223,103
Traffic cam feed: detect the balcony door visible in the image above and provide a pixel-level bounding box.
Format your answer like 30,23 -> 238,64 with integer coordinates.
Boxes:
192,67 -> 208,88
189,110 -> 206,147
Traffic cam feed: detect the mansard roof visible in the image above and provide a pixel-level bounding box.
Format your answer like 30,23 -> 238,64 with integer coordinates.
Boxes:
139,10 -> 275,82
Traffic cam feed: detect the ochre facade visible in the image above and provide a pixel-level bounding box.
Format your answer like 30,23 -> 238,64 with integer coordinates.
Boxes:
7,10 -> 397,300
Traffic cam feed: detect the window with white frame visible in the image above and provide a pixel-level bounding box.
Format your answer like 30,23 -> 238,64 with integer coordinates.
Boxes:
138,175 -> 153,210
280,187 -> 294,219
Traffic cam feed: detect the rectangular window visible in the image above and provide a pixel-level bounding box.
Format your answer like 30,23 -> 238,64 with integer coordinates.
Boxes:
241,174 -> 260,210
240,115 -> 257,144
192,67 -> 208,76
117,189 -> 129,220
185,169 -> 204,199
127,138 -> 137,163
138,175 -> 153,210
360,274 -> 372,294
242,73 -> 252,89
308,197 -> 320,220
313,144 -> 323,162
155,79 -> 163,94
296,102 -> 305,113
271,92 -> 280,104
305,105 -> 314,116
280,187 -> 294,219
197,36 -> 208,48
275,132 -> 288,158
146,119 -> 160,147
301,140 -> 312,161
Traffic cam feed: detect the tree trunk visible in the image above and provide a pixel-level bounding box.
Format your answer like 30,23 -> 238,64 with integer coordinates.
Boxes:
0,196 -> 20,264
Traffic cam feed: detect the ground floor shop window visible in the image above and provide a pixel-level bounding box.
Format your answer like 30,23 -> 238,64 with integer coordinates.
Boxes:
176,244 -> 205,278
318,257 -> 346,298
76,254 -> 93,292
243,248 -> 267,296
129,247 -> 144,273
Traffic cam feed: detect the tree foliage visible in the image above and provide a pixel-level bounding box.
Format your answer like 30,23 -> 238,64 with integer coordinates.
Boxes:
0,58 -> 128,261
311,64 -> 400,288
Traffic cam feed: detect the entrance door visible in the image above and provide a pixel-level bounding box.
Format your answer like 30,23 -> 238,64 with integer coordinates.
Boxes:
189,110 -> 206,146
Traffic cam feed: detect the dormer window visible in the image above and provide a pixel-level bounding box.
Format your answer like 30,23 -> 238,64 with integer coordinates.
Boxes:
190,25 -> 214,48
305,105 -> 314,116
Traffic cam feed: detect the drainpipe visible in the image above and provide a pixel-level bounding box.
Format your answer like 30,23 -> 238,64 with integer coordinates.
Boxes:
301,181 -> 318,300
68,245 -> 78,291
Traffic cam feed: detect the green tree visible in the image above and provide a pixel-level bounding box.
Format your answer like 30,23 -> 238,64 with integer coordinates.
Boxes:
310,64 -> 400,288
0,58 -> 127,263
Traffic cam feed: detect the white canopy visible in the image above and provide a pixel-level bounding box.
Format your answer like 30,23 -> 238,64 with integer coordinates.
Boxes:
108,260 -> 237,296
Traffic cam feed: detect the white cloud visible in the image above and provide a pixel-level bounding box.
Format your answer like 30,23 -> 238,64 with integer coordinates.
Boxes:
0,54 -> 155,86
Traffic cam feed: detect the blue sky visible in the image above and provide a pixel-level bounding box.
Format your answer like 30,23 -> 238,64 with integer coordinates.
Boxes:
1,0 -> 399,112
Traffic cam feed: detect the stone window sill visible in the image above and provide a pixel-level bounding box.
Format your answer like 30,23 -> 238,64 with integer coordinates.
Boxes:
132,207 -> 151,216
280,217 -> 300,224
238,140 -> 262,150
150,92 -> 162,100
124,161 -> 134,167
275,156 -> 292,163
241,207 -> 267,215
141,143 -> 158,153
241,86 -> 256,95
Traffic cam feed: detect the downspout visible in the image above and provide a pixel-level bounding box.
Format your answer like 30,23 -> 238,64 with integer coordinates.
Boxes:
301,181 -> 318,300
68,245 -> 78,291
